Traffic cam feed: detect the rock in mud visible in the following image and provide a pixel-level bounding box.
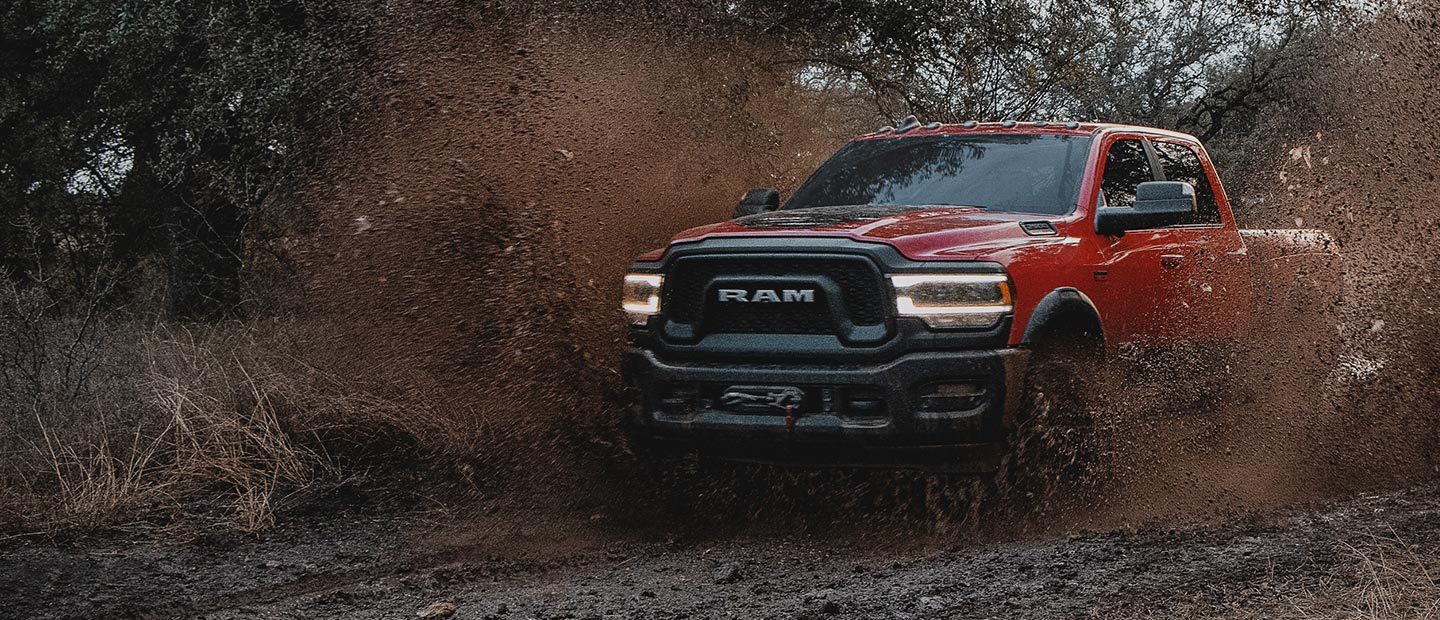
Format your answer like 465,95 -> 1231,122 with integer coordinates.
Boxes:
798,588 -> 844,617
418,601 -> 458,618
713,561 -> 743,584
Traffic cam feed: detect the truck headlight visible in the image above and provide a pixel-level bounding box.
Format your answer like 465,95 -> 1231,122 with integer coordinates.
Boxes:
890,274 -> 1012,329
622,274 -> 663,325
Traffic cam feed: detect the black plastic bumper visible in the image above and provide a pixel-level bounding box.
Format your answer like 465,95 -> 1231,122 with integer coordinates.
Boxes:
622,347 -> 1029,473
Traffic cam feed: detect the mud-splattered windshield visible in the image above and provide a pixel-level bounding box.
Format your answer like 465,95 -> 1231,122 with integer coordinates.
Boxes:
785,134 -> 1092,215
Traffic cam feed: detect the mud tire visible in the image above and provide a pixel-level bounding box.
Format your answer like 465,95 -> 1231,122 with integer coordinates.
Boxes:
993,334 -> 1112,512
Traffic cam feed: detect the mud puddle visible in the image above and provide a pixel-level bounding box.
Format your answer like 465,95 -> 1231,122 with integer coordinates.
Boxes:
4,483 -> 1438,619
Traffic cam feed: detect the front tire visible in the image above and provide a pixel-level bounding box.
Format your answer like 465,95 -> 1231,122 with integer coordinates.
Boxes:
993,333 -> 1112,512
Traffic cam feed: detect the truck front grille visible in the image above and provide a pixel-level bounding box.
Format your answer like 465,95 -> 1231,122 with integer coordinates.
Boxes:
663,255 -> 889,337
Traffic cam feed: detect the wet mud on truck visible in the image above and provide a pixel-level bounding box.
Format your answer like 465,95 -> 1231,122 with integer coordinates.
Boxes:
620,119 -> 1340,476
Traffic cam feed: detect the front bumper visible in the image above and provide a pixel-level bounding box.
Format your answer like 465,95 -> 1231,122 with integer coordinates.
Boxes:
622,347 -> 1029,473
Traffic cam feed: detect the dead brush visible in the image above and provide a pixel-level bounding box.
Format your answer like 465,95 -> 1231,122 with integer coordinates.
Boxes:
27,407 -> 175,531
1278,532 -> 1440,620
1,313 -> 438,533
138,328 -> 333,531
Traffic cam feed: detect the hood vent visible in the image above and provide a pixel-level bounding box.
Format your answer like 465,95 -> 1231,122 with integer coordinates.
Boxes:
1020,221 -> 1059,236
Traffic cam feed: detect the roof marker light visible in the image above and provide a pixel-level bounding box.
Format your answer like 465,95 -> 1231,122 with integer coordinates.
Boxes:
1065,120 -> 1080,129
1001,120 -> 1017,128
962,121 -> 978,128
925,122 -> 942,129
1033,120 -> 1048,127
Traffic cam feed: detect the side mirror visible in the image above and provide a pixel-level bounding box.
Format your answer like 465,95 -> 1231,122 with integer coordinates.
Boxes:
733,188 -> 780,219
1095,181 -> 1195,235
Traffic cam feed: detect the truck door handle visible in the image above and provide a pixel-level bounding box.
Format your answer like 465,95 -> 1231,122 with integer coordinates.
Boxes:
1160,254 -> 1186,269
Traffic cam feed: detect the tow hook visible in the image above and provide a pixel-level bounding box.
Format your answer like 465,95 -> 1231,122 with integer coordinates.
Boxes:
719,386 -> 805,433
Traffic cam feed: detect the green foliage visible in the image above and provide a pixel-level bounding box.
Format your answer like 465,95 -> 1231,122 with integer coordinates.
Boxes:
0,0 -> 369,317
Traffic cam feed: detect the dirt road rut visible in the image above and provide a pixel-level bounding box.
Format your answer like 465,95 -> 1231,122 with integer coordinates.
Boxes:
6,484 -> 1440,619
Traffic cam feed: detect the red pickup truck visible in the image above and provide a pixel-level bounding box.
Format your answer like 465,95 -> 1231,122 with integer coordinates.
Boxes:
620,119 -> 1338,477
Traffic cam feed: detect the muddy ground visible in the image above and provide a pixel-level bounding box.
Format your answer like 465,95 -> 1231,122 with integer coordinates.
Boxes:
5,481 -> 1440,620
7,6 -> 1440,620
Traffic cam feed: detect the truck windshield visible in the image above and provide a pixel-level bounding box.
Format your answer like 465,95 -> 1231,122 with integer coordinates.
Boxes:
784,134 -> 1093,215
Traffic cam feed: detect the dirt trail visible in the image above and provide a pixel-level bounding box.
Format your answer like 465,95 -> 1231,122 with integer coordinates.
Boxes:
6,484 -> 1440,619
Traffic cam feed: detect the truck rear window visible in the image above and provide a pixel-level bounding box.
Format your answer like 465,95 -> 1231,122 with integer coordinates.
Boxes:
784,134 -> 1093,216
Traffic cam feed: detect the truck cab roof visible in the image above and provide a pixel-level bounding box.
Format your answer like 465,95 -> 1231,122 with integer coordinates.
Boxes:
854,120 -> 1201,144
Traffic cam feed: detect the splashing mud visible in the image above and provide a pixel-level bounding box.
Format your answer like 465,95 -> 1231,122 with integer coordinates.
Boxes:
1080,2 -> 1440,531
291,9 -> 860,513
291,4 -> 1440,540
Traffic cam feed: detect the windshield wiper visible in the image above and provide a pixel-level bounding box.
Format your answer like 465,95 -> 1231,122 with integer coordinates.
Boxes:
785,203 -> 989,213
893,203 -> 988,210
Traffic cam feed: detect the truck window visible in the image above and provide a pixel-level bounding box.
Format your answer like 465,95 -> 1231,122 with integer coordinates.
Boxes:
1153,141 -> 1222,225
1098,139 -> 1154,209
784,134 -> 1093,216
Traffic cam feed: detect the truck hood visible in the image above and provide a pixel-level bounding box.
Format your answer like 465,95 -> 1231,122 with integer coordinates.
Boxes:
667,205 -> 1075,261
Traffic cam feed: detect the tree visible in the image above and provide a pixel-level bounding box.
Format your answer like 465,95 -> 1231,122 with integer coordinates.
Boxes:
719,0 -> 1341,154
0,0 -> 367,318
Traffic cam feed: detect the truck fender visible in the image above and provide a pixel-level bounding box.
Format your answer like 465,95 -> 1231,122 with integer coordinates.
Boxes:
1021,288 -> 1106,349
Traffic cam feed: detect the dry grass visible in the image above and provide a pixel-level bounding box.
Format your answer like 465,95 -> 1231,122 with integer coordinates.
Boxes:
1297,535 -> 1440,620
1216,533 -> 1440,620
0,287 -> 438,532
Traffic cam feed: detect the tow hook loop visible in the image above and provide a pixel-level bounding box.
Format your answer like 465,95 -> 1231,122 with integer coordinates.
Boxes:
784,404 -> 797,433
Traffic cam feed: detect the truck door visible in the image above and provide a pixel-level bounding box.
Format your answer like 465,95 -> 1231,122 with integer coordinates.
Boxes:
1149,139 -> 1251,341
1090,136 -> 1181,343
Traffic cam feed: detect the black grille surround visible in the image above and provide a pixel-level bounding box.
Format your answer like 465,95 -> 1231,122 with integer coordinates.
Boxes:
629,237 -> 1012,362
664,255 -> 888,338
623,237 -> 1023,473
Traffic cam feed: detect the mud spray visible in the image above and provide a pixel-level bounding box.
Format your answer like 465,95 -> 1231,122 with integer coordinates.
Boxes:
1089,3 -> 1440,526
291,7 -> 865,525
289,4 -> 1440,543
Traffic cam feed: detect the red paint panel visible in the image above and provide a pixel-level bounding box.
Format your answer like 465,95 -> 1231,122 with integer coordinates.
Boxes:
643,123 -> 1260,348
